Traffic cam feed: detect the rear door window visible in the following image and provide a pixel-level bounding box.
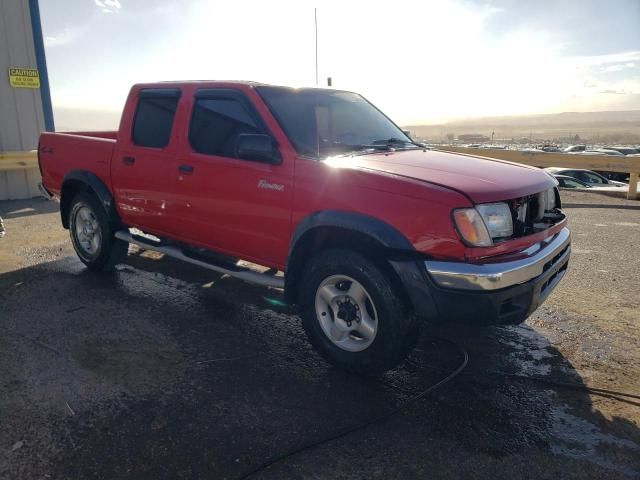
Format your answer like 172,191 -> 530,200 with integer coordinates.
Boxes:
131,89 -> 180,148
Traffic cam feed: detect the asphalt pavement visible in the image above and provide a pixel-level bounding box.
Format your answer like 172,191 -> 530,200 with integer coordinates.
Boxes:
0,192 -> 638,479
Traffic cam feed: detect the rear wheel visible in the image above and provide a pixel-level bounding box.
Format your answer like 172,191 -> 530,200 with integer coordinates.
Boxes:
299,249 -> 417,375
69,192 -> 128,271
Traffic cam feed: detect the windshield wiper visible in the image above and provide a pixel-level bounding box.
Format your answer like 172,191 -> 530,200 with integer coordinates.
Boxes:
319,142 -> 394,155
372,137 -> 424,148
319,138 -> 423,158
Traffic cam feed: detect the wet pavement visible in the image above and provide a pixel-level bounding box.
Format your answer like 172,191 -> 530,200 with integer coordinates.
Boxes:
1,195 -> 639,479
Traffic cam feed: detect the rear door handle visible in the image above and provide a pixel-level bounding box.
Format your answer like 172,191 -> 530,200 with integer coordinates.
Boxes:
122,156 -> 135,165
178,164 -> 194,174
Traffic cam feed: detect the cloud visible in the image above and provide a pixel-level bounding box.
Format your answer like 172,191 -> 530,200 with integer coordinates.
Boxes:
41,0 -> 640,121
94,0 -> 121,13
603,62 -> 637,72
571,50 -> 640,68
569,52 -> 640,103
44,26 -> 86,48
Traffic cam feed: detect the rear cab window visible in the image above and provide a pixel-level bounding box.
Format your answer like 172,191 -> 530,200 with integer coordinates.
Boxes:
189,89 -> 266,158
131,89 -> 181,148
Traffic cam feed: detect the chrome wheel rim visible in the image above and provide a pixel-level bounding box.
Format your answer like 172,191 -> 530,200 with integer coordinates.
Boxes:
74,206 -> 101,256
314,275 -> 378,352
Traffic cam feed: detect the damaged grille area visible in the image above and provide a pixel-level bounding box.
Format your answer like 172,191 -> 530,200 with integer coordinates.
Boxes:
510,187 -> 564,238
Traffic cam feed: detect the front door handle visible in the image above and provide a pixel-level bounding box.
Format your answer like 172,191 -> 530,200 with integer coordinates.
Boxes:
178,164 -> 194,174
122,156 -> 135,166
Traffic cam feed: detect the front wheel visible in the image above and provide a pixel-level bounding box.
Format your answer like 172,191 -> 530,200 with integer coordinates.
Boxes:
69,192 -> 128,271
299,249 -> 417,375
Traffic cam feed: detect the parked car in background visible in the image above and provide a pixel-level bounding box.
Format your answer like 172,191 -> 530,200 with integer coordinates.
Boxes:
553,175 -> 591,189
540,145 -> 561,152
589,148 -> 624,156
522,145 -> 561,153
563,145 -> 586,153
545,168 -> 627,188
608,147 -> 640,156
595,171 -> 630,182
551,173 -> 630,193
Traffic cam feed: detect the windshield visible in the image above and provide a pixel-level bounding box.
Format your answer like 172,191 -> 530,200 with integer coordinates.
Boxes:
562,177 -> 589,188
573,170 -> 608,184
256,86 -> 415,158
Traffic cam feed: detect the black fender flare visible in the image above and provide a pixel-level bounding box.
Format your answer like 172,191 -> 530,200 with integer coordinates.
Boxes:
287,210 -> 414,263
60,170 -> 120,229
284,210 -> 439,319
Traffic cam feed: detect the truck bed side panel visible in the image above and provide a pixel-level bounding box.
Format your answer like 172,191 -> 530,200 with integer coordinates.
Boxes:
39,132 -> 116,196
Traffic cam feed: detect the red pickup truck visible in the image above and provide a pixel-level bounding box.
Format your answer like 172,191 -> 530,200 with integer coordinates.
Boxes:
39,81 -> 570,374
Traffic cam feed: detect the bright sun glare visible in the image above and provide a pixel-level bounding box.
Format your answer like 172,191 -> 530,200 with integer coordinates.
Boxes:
41,0 -> 640,126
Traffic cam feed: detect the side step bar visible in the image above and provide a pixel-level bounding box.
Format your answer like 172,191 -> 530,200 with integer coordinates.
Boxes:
114,230 -> 284,289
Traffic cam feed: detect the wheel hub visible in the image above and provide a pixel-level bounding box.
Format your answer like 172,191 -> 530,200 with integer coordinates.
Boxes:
74,205 -> 101,256
314,274 -> 378,352
336,297 -> 360,326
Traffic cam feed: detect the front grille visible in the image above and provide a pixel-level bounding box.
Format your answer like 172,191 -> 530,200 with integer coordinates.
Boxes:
509,187 -> 564,239
542,244 -> 570,273
540,261 -> 568,297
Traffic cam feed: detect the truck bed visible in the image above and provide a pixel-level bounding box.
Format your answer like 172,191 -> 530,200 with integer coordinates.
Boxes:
62,131 -> 118,140
39,131 -> 117,197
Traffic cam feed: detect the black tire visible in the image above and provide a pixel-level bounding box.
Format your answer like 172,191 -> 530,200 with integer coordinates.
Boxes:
68,191 -> 128,272
299,248 -> 417,375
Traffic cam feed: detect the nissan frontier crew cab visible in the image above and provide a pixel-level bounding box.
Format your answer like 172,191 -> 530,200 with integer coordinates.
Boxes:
38,81 -> 570,374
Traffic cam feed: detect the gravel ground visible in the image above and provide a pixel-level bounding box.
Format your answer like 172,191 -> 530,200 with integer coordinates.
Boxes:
0,192 -> 638,480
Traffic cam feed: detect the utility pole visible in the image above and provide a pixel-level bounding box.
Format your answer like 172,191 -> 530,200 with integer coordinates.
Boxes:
314,8 -> 318,86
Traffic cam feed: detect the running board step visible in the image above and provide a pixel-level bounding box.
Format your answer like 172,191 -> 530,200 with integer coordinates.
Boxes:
114,230 -> 284,289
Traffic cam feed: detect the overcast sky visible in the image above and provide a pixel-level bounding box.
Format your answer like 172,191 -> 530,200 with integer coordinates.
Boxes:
40,0 -> 640,125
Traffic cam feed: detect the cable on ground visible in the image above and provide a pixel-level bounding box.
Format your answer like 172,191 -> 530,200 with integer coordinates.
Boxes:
238,339 -> 469,480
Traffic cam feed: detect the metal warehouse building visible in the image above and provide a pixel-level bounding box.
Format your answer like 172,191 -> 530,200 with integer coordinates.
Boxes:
0,0 -> 53,200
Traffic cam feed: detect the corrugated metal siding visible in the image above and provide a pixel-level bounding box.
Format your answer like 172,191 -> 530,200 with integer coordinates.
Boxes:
0,0 -> 46,199
0,168 -> 41,199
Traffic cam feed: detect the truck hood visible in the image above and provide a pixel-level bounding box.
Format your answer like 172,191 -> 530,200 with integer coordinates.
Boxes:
328,149 -> 556,203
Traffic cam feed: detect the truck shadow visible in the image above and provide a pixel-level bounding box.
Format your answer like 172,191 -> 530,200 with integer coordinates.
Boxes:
0,253 -> 638,479
0,197 -> 58,219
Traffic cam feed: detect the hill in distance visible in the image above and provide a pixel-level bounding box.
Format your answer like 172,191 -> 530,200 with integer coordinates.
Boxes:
405,110 -> 640,142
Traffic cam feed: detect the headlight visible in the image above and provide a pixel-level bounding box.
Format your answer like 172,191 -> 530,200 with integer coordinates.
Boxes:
453,208 -> 492,246
453,202 -> 513,246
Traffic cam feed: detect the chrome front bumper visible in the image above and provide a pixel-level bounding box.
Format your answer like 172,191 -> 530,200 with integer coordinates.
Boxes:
425,227 -> 571,291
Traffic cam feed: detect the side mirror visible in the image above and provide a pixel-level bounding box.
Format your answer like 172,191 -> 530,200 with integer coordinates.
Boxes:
235,134 -> 281,164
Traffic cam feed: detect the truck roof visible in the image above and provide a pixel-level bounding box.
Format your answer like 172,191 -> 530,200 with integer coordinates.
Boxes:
132,80 -> 342,94
155,80 -> 268,86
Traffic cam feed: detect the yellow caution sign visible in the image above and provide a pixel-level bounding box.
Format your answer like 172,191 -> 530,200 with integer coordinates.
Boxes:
8,68 -> 40,89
